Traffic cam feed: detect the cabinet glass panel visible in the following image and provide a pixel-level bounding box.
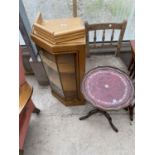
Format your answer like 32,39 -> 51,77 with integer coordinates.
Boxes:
56,53 -> 77,99
40,50 -> 64,97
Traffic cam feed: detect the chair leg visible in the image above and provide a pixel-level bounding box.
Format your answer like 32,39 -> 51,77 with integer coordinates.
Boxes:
130,70 -> 135,79
79,109 -> 99,120
129,104 -> 135,121
128,58 -> 134,70
128,58 -> 135,80
33,107 -> 40,115
132,72 -> 135,79
129,64 -> 135,77
100,111 -> 118,132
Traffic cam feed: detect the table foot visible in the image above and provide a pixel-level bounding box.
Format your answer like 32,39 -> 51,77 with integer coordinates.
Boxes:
129,104 -> 135,121
100,111 -> 118,132
79,109 -> 118,132
79,109 -> 99,120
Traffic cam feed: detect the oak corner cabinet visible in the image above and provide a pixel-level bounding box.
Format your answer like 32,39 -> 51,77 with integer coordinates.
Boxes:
31,34 -> 86,106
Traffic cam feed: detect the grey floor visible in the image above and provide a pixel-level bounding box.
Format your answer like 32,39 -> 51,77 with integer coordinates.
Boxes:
24,55 -> 135,155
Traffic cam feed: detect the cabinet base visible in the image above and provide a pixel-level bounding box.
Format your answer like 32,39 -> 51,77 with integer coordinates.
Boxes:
52,90 -> 85,106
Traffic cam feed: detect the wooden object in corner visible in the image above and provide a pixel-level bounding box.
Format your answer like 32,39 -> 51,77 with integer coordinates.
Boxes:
19,45 -> 40,154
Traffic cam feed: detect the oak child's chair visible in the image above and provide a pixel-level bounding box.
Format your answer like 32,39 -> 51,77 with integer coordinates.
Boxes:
85,20 -> 127,57
19,45 -> 40,155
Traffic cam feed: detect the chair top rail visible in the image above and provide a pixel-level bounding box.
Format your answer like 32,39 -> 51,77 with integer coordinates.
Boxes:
86,21 -> 127,30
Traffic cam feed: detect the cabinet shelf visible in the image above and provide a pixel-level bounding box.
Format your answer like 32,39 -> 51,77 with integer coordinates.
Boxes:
41,52 -> 76,74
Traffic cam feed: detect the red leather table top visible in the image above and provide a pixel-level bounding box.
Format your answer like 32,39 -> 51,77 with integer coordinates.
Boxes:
81,67 -> 134,110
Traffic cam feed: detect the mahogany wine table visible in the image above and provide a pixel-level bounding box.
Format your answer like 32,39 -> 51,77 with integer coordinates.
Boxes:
80,66 -> 134,132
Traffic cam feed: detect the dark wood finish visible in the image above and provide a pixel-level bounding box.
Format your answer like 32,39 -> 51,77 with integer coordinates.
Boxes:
124,104 -> 135,121
85,20 -> 127,57
79,66 -> 134,133
129,104 -> 135,121
128,41 -> 135,120
79,108 -> 118,132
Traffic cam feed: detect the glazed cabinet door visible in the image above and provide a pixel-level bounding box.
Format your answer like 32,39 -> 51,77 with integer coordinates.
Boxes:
39,50 -> 64,97
39,50 -> 78,100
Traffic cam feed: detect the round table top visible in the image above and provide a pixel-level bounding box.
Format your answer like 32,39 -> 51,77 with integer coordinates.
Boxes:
81,66 -> 134,110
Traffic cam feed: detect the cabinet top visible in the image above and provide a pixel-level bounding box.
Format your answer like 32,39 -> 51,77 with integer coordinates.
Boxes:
31,12 -> 86,45
31,32 -> 85,54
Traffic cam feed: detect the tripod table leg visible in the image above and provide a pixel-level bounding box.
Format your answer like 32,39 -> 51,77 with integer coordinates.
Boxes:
79,109 -> 99,120
100,111 -> 118,132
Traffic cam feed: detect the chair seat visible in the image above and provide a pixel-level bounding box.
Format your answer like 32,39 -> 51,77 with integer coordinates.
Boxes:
81,67 -> 134,110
